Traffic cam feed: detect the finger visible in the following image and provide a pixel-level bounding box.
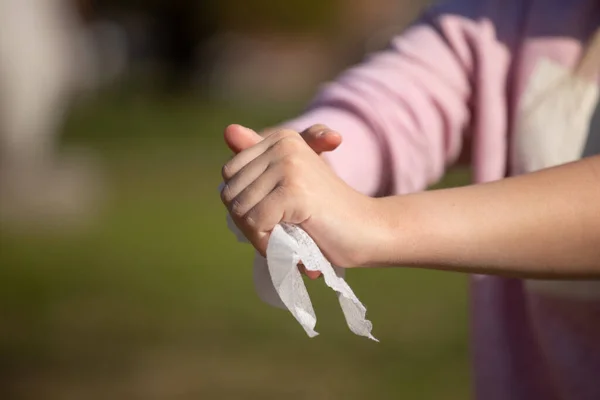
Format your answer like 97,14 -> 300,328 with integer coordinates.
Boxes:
305,269 -> 323,280
225,165 -> 281,220
298,264 -> 306,276
298,263 -> 322,280
306,271 -> 322,280
224,124 -> 263,154
222,134 -> 274,182
239,184 -> 291,256
221,128 -> 296,181
301,125 -> 342,154
220,150 -> 273,205
223,125 -> 268,181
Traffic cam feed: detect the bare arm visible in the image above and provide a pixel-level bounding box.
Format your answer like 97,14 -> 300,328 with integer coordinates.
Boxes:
375,155 -> 600,279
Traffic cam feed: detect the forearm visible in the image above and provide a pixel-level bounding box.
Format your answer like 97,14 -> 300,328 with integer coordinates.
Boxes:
374,156 -> 600,279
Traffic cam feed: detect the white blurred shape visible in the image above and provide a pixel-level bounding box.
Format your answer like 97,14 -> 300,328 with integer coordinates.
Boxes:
0,0 -> 120,230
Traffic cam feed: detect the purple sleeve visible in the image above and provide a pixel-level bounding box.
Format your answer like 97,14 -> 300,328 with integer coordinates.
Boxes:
283,1 -> 510,196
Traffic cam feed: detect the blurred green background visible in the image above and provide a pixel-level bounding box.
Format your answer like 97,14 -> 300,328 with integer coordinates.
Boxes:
1,90 -> 470,400
0,0 -> 473,399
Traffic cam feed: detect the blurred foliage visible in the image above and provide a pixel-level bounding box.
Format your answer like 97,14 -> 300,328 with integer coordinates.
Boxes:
0,89 -> 471,399
94,0 -> 336,35
217,0 -> 338,35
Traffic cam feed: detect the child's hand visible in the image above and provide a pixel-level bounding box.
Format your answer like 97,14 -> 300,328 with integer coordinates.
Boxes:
225,123 -> 343,279
221,125 -> 382,269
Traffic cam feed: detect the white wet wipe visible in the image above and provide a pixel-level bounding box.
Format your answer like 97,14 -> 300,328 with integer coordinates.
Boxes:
222,188 -> 377,340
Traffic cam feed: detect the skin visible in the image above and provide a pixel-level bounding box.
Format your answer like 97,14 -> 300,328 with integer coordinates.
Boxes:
221,124 -> 600,280
224,123 -> 342,280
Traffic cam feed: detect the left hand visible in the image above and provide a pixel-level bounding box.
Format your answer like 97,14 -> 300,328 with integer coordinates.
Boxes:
220,125 -> 382,268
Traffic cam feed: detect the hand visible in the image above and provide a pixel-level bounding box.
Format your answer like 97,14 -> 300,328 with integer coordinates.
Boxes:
221,125 -> 382,269
225,123 -> 343,278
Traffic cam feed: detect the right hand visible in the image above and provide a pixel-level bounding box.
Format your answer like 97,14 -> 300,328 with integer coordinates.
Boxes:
224,124 -> 343,279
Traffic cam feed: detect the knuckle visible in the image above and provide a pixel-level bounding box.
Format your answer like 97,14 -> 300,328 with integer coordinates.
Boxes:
221,163 -> 234,180
245,204 -> 271,232
277,135 -> 304,154
244,212 -> 258,230
281,153 -> 303,172
229,198 -> 245,218
276,174 -> 300,199
272,183 -> 288,198
220,184 -> 231,204
285,176 -> 305,194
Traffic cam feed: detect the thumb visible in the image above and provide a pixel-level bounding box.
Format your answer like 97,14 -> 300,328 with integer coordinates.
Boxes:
300,124 -> 342,154
224,124 -> 263,154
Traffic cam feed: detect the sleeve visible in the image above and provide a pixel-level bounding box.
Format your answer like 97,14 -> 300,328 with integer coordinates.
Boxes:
282,0 -> 513,196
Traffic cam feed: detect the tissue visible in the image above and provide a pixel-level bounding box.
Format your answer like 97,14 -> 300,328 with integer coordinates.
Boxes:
226,213 -> 377,341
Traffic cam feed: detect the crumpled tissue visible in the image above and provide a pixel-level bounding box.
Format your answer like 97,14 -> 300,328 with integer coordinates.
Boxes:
223,199 -> 377,341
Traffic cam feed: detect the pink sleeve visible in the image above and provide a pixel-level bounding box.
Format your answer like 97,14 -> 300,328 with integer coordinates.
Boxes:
283,0 -> 513,196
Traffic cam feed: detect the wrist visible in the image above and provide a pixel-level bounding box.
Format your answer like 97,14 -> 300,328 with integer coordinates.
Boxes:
367,194 -> 442,268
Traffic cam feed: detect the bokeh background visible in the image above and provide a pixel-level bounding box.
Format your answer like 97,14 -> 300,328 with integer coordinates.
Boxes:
0,1 -> 472,399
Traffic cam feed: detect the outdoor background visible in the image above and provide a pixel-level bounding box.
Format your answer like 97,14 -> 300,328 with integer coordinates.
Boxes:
0,1 -> 472,399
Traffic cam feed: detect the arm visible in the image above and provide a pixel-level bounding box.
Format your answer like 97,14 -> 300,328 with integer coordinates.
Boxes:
375,155 -> 600,279
222,130 -> 599,281
280,0 -> 513,196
